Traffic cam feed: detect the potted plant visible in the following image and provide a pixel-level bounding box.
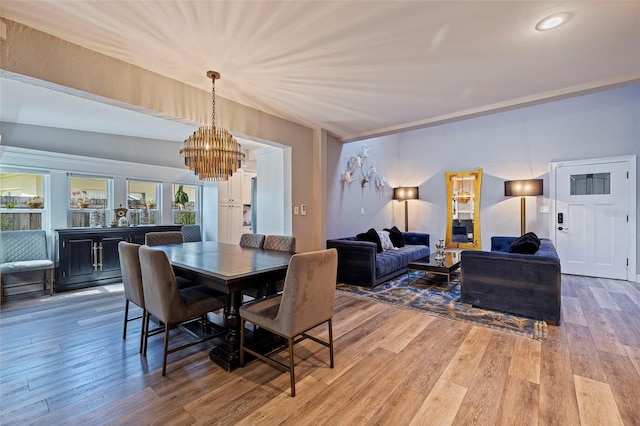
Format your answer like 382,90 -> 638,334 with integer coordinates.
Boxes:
27,196 -> 44,209
174,185 -> 189,209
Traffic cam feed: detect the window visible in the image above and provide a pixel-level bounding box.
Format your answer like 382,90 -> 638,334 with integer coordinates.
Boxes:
0,169 -> 48,231
127,179 -> 160,225
172,183 -> 199,225
69,175 -> 112,227
570,173 -> 611,195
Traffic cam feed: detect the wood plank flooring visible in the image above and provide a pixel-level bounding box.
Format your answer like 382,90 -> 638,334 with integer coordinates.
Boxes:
1,274 -> 640,425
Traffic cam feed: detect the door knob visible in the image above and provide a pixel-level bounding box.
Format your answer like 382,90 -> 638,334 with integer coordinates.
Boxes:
557,226 -> 568,231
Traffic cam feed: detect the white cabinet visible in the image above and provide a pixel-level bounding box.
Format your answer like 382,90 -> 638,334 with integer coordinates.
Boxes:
241,173 -> 253,204
217,170 -> 255,243
218,170 -> 254,204
218,204 -> 243,244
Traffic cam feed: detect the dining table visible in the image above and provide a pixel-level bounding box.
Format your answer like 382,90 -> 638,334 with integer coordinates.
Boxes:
152,241 -> 293,371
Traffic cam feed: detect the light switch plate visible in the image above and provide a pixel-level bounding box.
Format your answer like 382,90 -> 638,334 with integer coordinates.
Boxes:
301,205 -> 307,216
540,205 -> 549,213
294,206 -> 299,215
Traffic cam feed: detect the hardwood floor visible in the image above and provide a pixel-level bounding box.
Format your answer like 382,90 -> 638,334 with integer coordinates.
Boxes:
1,274 -> 640,425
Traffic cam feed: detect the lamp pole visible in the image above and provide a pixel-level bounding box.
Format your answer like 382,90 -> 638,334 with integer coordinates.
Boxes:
404,199 -> 409,232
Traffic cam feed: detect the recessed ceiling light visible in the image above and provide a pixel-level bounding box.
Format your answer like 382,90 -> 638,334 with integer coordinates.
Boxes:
536,12 -> 571,31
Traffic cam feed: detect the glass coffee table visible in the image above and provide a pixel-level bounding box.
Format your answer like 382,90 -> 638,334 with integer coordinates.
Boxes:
407,251 -> 461,288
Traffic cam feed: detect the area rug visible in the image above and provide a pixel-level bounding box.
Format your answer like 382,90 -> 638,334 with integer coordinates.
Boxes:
337,271 -> 548,342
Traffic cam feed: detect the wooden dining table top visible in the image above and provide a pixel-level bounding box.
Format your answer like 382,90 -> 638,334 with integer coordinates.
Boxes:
152,241 -> 293,294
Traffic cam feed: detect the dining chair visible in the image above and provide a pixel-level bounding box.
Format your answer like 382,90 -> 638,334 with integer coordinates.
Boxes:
239,248 -> 338,397
145,231 -> 184,246
138,245 -> 228,376
118,241 -> 146,353
239,233 -> 265,249
118,241 -> 165,355
181,225 -> 202,242
239,233 -> 268,299
263,235 -> 295,253
263,235 -> 296,294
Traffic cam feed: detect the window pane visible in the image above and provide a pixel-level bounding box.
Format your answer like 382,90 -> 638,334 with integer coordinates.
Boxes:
1,213 -> 42,231
172,184 -> 196,210
128,180 -> 160,225
172,184 -> 198,225
0,171 -> 45,208
174,211 -> 196,225
69,175 -> 112,228
570,173 -> 611,195
127,180 -> 158,209
0,171 -> 46,230
70,177 -> 108,209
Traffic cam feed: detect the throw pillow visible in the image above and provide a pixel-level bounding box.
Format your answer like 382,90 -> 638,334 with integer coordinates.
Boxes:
508,233 -> 540,255
356,228 -> 383,253
522,232 -> 540,246
377,230 -> 394,251
383,226 -> 405,248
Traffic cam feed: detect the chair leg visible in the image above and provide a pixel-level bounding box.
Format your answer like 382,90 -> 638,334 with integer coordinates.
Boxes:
143,311 -> 151,357
288,337 -> 296,397
48,267 -> 54,296
240,318 -> 246,367
328,319 -> 334,368
123,299 -> 130,340
162,325 -> 170,376
139,308 -> 147,354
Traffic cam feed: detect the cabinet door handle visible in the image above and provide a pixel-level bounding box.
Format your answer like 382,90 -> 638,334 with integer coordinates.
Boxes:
93,242 -> 98,271
98,242 -> 104,271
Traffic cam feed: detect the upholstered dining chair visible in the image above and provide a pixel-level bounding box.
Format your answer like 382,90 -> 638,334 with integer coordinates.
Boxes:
145,231 -> 184,246
263,235 -> 296,253
118,241 -> 146,353
181,225 -> 202,242
138,245 -> 228,376
262,235 -> 296,295
239,233 -> 266,249
239,248 -> 338,397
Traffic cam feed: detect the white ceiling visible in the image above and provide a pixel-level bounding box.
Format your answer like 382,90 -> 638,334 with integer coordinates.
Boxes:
1,1 -> 639,143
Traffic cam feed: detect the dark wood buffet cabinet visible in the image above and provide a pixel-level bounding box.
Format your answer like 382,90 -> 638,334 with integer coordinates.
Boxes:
55,225 -> 182,291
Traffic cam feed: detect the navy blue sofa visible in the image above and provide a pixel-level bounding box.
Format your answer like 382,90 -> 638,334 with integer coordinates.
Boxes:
326,232 -> 430,287
460,236 -> 561,324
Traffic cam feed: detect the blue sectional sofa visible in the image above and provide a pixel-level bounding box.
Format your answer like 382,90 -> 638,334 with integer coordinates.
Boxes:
326,232 -> 430,287
460,236 -> 561,324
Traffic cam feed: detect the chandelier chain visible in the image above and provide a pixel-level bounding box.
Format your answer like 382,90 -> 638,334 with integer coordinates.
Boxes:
211,76 -> 216,127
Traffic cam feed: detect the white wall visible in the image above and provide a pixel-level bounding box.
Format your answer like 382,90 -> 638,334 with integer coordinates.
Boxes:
326,84 -> 640,271
255,147 -> 289,235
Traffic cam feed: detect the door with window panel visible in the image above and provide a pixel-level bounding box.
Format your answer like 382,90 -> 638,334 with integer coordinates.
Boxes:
554,161 -> 629,279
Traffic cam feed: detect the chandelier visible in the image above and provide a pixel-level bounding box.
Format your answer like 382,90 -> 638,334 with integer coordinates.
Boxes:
180,71 -> 245,181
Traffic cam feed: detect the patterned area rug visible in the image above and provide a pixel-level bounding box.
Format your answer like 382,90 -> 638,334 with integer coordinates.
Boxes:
337,271 -> 548,342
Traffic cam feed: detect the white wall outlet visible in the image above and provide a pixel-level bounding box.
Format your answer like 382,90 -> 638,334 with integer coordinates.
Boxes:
361,207 -> 365,215
540,205 -> 549,214
300,205 -> 307,216
294,206 -> 299,215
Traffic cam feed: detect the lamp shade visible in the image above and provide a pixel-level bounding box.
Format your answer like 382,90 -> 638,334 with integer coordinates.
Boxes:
504,179 -> 543,196
393,186 -> 420,200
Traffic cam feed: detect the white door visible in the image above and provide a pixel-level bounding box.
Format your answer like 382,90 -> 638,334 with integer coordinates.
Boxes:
554,160 -> 629,279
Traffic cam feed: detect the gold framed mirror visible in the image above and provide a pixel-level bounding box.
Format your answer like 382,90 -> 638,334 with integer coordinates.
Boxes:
445,168 -> 482,250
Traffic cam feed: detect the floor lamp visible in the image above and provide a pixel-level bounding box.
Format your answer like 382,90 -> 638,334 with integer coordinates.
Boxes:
393,187 -> 420,232
504,179 -> 543,235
